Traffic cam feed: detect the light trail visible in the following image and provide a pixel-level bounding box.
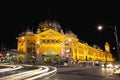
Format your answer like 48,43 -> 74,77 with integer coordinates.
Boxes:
0,66 -> 49,80
25,66 -> 57,80
0,65 -> 22,73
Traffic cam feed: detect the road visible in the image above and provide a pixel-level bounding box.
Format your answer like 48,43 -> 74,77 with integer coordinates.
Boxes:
0,63 -> 120,80
0,63 -> 57,80
42,65 -> 120,80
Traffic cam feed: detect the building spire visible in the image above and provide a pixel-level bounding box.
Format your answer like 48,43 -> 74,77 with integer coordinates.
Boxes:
27,27 -> 30,32
47,8 -> 53,20
32,26 -> 34,32
68,27 -> 71,32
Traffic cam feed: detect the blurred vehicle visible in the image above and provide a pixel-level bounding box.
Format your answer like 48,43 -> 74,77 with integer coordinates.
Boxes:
113,68 -> 120,75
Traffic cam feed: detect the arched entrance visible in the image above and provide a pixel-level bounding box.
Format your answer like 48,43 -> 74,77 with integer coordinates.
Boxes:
42,50 -> 59,63
26,41 -> 36,62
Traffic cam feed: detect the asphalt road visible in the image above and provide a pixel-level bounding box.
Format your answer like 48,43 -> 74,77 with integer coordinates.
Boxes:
42,66 -> 120,80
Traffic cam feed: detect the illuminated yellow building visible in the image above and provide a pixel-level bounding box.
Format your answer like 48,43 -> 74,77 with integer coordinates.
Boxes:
17,20 -> 113,63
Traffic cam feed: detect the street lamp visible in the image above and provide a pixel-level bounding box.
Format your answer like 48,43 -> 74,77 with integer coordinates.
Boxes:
97,25 -> 120,62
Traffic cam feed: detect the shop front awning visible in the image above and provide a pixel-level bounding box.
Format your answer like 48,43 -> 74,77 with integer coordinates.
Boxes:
42,54 -> 58,57
42,50 -> 59,57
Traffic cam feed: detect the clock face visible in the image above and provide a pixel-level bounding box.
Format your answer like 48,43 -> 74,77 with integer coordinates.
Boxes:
48,22 -> 53,26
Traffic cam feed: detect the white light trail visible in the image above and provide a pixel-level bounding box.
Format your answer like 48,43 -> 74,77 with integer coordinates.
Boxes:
0,66 -> 48,80
25,66 -> 57,80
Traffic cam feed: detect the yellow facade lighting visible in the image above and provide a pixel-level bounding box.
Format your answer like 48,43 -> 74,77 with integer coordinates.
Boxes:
37,41 -> 40,44
22,37 -> 25,40
68,38 -> 71,42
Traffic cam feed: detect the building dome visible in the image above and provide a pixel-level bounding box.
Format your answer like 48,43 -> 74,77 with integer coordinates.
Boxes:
66,30 -> 77,38
38,20 -> 61,31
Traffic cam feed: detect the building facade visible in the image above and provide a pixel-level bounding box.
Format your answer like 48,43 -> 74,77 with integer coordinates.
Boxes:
17,20 -> 113,63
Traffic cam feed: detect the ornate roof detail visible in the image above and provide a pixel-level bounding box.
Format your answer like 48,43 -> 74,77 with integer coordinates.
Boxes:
36,28 -> 41,34
25,27 -> 34,35
65,30 -> 77,38
60,29 -> 64,34
38,20 -> 61,32
19,27 -> 34,36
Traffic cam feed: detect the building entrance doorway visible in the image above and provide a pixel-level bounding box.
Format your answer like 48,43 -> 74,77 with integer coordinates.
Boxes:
42,50 -> 59,63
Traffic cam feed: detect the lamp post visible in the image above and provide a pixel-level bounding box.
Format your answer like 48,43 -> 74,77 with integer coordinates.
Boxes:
97,25 -> 120,62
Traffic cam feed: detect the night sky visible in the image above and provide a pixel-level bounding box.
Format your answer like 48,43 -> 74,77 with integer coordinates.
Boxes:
0,1 -> 120,58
